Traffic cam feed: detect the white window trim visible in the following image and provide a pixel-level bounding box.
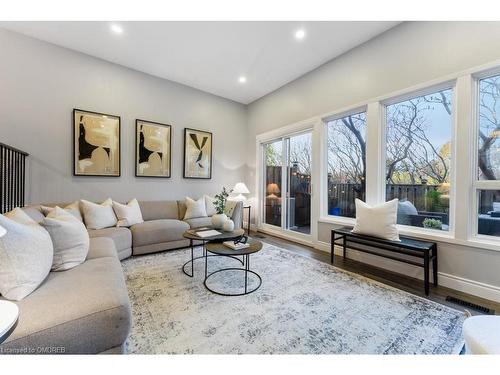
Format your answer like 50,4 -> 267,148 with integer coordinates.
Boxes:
255,57 -> 500,253
322,106 -> 367,219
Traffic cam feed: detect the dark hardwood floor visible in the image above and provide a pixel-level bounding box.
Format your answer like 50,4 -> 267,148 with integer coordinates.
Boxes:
253,231 -> 500,315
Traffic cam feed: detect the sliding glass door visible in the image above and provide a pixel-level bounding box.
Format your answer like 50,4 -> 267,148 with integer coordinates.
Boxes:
262,131 -> 312,236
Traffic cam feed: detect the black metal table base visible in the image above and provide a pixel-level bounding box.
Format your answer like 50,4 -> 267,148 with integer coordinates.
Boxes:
182,240 -> 244,278
203,253 -> 262,296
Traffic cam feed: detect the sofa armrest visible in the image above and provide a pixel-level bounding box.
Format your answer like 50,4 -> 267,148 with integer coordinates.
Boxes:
230,201 -> 244,230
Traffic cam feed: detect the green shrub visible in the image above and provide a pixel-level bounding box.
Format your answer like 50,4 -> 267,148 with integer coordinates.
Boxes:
423,218 -> 442,230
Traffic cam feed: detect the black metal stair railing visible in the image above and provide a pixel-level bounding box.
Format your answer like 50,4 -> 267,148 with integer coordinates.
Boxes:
0,142 -> 29,213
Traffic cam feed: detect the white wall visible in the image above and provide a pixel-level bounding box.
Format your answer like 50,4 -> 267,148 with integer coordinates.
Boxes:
246,21 -> 500,301
0,28 -> 247,203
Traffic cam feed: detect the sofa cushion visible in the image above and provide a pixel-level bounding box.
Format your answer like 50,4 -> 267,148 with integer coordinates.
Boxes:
41,201 -> 83,222
86,237 -> 118,260
0,240 -> 131,354
81,199 -> 117,230
0,208 -> 54,301
113,198 -> 144,227
88,227 -> 132,255
130,219 -> 189,248
138,200 -> 179,221
21,205 -> 46,223
184,216 -> 213,229
183,197 -> 208,220
41,207 -> 89,272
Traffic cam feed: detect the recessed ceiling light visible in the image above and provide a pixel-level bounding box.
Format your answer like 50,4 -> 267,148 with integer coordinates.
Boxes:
110,24 -> 124,35
295,29 -> 306,40
238,76 -> 247,84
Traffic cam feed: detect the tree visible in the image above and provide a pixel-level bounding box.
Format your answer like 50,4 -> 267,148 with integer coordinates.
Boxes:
478,76 -> 500,180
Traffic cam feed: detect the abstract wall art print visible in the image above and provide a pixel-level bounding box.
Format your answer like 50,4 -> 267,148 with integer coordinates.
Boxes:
73,109 -> 120,177
135,119 -> 172,178
183,128 -> 212,179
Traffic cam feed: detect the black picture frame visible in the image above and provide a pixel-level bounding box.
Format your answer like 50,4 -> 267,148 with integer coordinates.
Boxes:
183,127 -> 213,179
72,108 -> 121,177
135,119 -> 172,178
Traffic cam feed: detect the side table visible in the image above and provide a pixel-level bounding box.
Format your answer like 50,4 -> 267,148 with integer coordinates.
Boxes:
0,300 -> 19,345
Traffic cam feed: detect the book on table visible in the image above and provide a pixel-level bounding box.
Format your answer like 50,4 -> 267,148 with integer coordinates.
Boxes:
195,229 -> 221,238
223,241 -> 250,250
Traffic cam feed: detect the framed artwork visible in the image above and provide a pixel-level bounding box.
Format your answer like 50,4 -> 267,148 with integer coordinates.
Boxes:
73,109 -> 120,177
135,119 -> 172,178
183,128 -> 212,179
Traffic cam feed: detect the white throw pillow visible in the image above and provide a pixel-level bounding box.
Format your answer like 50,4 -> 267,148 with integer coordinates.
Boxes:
0,208 -> 53,301
41,201 -> 83,222
41,207 -> 89,271
352,199 -> 400,241
113,198 -> 144,227
80,198 -> 117,230
184,197 -> 208,220
204,195 -> 217,216
224,200 -> 237,217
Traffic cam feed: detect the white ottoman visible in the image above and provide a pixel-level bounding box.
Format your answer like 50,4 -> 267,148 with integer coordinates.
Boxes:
463,315 -> 500,354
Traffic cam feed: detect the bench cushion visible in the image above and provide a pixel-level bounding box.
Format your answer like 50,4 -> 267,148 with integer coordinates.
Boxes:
88,227 -> 132,260
184,216 -> 213,229
138,201 -> 179,221
130,219 -> 189,248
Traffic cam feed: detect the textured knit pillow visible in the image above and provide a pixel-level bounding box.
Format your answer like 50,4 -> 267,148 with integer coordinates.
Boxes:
204,195 -> 217,216
112,198 -> 144,227
0,208 -> 53,301
80,198 -> 117,230
41,201 -> 83,222
41,207 -> 89,271
352,199 -> 400,241
184,197 -> 208,220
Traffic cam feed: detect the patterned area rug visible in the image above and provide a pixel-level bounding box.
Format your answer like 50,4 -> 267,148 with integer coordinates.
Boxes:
122,243 -> 465,354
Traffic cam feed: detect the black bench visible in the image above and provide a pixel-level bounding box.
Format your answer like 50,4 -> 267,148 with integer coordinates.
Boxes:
331,226 -> 438,295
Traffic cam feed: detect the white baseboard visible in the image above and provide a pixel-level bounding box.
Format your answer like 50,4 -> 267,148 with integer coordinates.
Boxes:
315,241 -> 500,303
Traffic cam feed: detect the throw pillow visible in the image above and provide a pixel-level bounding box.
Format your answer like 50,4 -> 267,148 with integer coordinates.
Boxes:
80,198 -> 117,230
0,208 -> 53,301
204,195 -> 217,216
352,198 -> 400,241
224,200 -> 237,217
41,201 -> 83,222
112,198 -> 144,227
184,197 -> 208,220
41,207 -> 89,271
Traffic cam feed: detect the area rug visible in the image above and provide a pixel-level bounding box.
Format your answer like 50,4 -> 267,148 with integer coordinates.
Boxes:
122,243 -> 466,354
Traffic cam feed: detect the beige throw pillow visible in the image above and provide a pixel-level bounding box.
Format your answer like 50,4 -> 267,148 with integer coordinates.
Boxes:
80,198 -> 117,230
112,199 -> 144,227
41,207 -> 89,271
352,198 -> 400,241
204,195 -> 217,216
41,201 -> 83,222
184,197 -> 208,220
0,208 -> 53,301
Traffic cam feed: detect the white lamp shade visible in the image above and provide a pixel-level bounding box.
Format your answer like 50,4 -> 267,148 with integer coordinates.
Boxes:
0,225 -> 6,238
233,182 -> 250,195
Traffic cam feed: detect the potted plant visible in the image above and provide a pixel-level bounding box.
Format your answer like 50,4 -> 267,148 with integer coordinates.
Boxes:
211,187 -> 232,229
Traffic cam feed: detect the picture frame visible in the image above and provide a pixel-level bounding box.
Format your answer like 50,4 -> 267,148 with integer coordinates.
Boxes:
183,128 -> 213,179
135,119 -> 172,178
72,108 -> 121,177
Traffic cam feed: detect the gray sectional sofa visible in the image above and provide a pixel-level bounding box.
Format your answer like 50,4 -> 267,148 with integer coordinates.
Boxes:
0,199 -> 243,354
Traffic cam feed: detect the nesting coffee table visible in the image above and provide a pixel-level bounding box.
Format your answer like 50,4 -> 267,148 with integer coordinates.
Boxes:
182,228 -> 262,296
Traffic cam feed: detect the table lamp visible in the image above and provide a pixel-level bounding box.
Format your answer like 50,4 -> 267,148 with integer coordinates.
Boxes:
232,182 -> 250,202
0,225 -> 6,238
266,183 -> 280,199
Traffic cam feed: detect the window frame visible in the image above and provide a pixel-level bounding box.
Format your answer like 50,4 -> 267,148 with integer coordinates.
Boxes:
379,82 -> 458,237
471,69 -> 500,241
323,106 -> 368,222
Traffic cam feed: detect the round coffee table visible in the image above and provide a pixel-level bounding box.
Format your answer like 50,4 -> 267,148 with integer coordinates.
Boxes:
182,228 -> 245,277
204,239 -> 263,296
0,300 -> 19,345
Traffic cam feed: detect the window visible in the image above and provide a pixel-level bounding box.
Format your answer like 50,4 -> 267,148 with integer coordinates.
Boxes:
326,111 -> 366,218
385,88 -> 453,231
475,74 -> 500,238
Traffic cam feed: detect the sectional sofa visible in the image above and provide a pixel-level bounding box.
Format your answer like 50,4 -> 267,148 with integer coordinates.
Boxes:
0,199 -> 243,354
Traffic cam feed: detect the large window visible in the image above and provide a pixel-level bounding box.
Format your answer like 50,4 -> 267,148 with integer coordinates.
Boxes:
476,74 -> 500,237
326,111 -> 366,218
385,88 -> 453,231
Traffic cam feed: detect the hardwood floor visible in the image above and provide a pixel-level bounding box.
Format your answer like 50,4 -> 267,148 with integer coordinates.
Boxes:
254,231 -> 500,315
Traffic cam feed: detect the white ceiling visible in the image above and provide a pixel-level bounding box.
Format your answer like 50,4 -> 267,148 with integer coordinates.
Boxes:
1,21 -> 400,104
